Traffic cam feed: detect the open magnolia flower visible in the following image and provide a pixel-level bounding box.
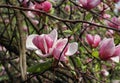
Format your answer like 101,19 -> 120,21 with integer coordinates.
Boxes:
26,29 -> 58,57
99,38 -> 120,63
53,38 -> 78,62
86,34 -> 101,48
79,0 -> 101,10
26,29 -> 78,62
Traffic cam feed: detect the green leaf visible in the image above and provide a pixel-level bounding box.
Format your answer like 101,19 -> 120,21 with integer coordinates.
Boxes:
63,30 -> 73,34
0,75 -> 8,81
28,59 -> 53,73
92,51 -> 99,59
73,24 -> 80,33
74,57 -> 81,68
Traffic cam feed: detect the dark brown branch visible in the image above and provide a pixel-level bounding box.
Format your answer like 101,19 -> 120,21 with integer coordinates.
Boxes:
0,5 -> 119,32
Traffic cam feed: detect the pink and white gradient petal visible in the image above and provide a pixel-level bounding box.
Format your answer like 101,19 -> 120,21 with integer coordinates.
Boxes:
99,38 -> 115,60
65,42 -> 78,56
26,34 -> 38,50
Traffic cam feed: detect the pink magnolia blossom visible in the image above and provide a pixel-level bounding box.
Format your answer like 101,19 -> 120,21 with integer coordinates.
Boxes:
26,29 -> 58,57
86,34 -> 101,48
107,17 -> 120,30
65,5 -> 70,12
53,38 -> 78,62
26,29 -> 78,62
79,0 -> 101,10
35,1 -> 52,13
99,38 -> 120,62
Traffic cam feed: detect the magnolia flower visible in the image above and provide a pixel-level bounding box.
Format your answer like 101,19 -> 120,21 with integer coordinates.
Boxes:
53,38 -> 78,61
79,0 -> 101,10
86,34 -> 101,48
107,17 -> 120,30
26,29 -> 58,57
26,29 -> 78,62
65,5 -> 70,12
99,38 -> 120,62
35,1 -> 52,13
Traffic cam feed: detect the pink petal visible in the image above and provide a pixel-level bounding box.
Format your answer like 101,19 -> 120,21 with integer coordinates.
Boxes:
45,35 -> 54,49
53,48 -> 67,61
86,34 -> 94,46
35,2 -> 44,10
32,35 -> 49,54
48,29 -> 58,45
108,17 -> 120,29
55,38 -> 68,50
43,37 -> 48,54
79,0 -> 88,6
113,45 -> 120,57
26,11 -> 35,18
29,2 -> 35,9
31,19 -> 39,25
99,38 -> 115,60
110,56 -> 119,63
89,0 -> 101,9
33,35 -> 44,49
65,42 -> 78,56
93,34 -> 101,47
47,29 -> 58,53
52,38 -> 68,62
35,1 -> 52,12
35,50 -> 50,57
26,34 -> 38,50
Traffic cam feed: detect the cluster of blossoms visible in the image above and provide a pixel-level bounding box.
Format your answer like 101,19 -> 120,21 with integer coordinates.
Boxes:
19,0 -> 52,31
26,29 -> 78,62
106,16 -> 120,30
86,34 -> 120,63
20,0 -> 52,13
21,0 -> 120,66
